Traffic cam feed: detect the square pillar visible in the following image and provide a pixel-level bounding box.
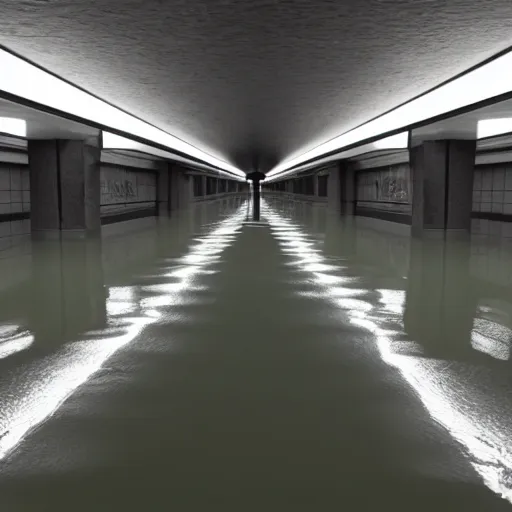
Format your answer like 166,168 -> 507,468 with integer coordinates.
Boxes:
327,165 -> 340,211
340,163 -> 355,215
411,140 -> 476,237
313,174 -> 319,197
28,136 -> 101,238
157,164 -> 170,216
329,162 -> 354,214
169,164 -> 192,211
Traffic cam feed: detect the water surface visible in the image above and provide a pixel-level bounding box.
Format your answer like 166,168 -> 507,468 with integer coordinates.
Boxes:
0,194 -> 510,510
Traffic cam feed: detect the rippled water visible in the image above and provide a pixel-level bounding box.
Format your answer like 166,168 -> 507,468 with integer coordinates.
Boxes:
0,194 -> 510,510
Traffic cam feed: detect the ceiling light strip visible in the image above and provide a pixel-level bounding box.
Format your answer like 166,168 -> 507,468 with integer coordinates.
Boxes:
266,131 -> 409,181
268,50 -> 512,178
102,131 -> 244,180
0,48 -> 245,177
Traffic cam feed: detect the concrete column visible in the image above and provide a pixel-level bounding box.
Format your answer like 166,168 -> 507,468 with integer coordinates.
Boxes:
340,162 -> 355,215
327,166 -> 340,211
327,162 -> 354,214
169,165 -> 193,211
28,135 -> 101,238
410,140 -> 476,237
313,174 -> 319,197
157,164 -> 170,216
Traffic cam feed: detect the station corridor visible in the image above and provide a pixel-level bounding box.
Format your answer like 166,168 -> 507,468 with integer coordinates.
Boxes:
0,195 -> 509,510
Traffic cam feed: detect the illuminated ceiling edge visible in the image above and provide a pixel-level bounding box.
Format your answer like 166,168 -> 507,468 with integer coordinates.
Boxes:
267,48 -> 512,179
0,47 -> 245,178
266,132 -> 409,182
102,132 -> 245,180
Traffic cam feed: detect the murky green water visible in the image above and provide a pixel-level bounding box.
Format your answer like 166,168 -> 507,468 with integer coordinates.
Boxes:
0,194 -> 510,510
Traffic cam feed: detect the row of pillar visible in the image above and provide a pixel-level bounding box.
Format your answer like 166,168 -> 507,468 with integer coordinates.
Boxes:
26,137 -> 242,239
265,138 -> 477,237
193,175 -> 248,197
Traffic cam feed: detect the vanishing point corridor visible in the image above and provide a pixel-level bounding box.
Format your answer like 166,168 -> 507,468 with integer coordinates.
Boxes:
0,195 -> 510,510
1,0 -> 512,508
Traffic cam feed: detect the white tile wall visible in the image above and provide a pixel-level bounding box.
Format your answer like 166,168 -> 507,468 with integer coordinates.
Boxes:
473,165 -> 512,215
0,164 -> 31,238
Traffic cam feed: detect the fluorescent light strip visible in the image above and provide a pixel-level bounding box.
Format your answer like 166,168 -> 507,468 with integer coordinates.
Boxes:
266,131 -> 409,182
0,117 -> 26,137
267,50 -> 512,178
0,49 -> 245,177
102,132 -> 245,180
477,118 -> 512,139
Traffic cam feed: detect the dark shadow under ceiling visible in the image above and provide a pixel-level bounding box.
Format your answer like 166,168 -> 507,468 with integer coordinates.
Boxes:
0,0 -> 511,173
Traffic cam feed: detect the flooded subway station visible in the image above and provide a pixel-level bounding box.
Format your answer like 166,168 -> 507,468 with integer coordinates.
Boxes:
0,187 -> 511,509
1,3 -> 512,508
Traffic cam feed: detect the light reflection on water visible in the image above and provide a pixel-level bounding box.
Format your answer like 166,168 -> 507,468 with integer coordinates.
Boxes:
0,325 -> 34,360
0,204 -> 247,461
471,318 -> 511,361
262,198 -> 512,503
0,194 -> 511,505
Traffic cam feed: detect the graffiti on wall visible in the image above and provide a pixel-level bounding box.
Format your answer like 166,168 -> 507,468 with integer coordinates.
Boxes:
101,179 -> 137,200
379,176 -> 408,202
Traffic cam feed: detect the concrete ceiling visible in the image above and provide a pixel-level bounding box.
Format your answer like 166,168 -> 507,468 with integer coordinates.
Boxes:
0,0 -> 511,174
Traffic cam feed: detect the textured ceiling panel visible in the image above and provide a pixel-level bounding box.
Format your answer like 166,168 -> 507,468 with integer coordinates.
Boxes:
0,0 -> 511,172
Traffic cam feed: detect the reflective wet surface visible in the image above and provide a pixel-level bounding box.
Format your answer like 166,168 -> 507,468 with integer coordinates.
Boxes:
0,194 -> 511,510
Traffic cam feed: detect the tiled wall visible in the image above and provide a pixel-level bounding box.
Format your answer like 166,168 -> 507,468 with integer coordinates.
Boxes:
0,164 -> 31,238
473,164 -> 512,216
355,163 -> 411,214
100,165 -> 157,217
0,162 -> 158,238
